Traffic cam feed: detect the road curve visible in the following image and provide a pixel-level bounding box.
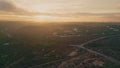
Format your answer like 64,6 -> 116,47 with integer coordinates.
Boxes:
78,35 -> 120,47
29,35 -> 120,68
70,35 -> 120,64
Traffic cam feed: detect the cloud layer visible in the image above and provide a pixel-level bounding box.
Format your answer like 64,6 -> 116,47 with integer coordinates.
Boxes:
0,0 -> 120,22
0,0 -> 33,15
0,0 -> 19,12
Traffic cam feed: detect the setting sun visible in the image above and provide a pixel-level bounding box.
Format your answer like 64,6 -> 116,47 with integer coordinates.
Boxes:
0,0 -> 120,22
1,0 -> 120,68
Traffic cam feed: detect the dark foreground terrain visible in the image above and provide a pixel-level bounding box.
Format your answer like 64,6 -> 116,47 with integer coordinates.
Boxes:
0,21 -> 120,68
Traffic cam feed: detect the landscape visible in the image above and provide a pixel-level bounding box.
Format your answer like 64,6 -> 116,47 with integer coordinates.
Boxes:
0,21 -> 120,68
0,0 -> 120,68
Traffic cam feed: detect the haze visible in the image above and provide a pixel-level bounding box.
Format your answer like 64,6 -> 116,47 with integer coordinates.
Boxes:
0,0 -> 120,22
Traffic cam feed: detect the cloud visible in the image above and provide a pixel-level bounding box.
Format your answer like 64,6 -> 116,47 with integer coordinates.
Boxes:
0,0 -> 120,22
42,12 -> 120,17
0,0 -> 33,15
0,0 -> 18,11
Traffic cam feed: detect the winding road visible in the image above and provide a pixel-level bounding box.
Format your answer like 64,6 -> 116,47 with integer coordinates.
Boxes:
8,35 -> 120,68
70,35 -> 120,64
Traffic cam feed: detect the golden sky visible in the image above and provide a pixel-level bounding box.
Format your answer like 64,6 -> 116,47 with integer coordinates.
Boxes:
0,0 -> 120,22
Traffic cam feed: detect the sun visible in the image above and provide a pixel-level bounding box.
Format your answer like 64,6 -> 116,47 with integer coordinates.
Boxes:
33,15 -> 58,22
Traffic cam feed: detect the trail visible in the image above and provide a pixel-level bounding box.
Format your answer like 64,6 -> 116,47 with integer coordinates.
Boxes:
6,57 -> 25,68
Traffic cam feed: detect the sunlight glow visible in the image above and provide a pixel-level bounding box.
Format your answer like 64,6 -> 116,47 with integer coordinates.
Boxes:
34,15 -> 55,21
0,0 -> 120,22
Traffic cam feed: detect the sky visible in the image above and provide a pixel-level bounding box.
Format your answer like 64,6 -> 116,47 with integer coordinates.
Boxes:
0,0 -> 120,22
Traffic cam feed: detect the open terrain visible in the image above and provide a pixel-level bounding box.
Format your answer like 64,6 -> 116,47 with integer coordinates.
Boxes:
0,21 -> 120,68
